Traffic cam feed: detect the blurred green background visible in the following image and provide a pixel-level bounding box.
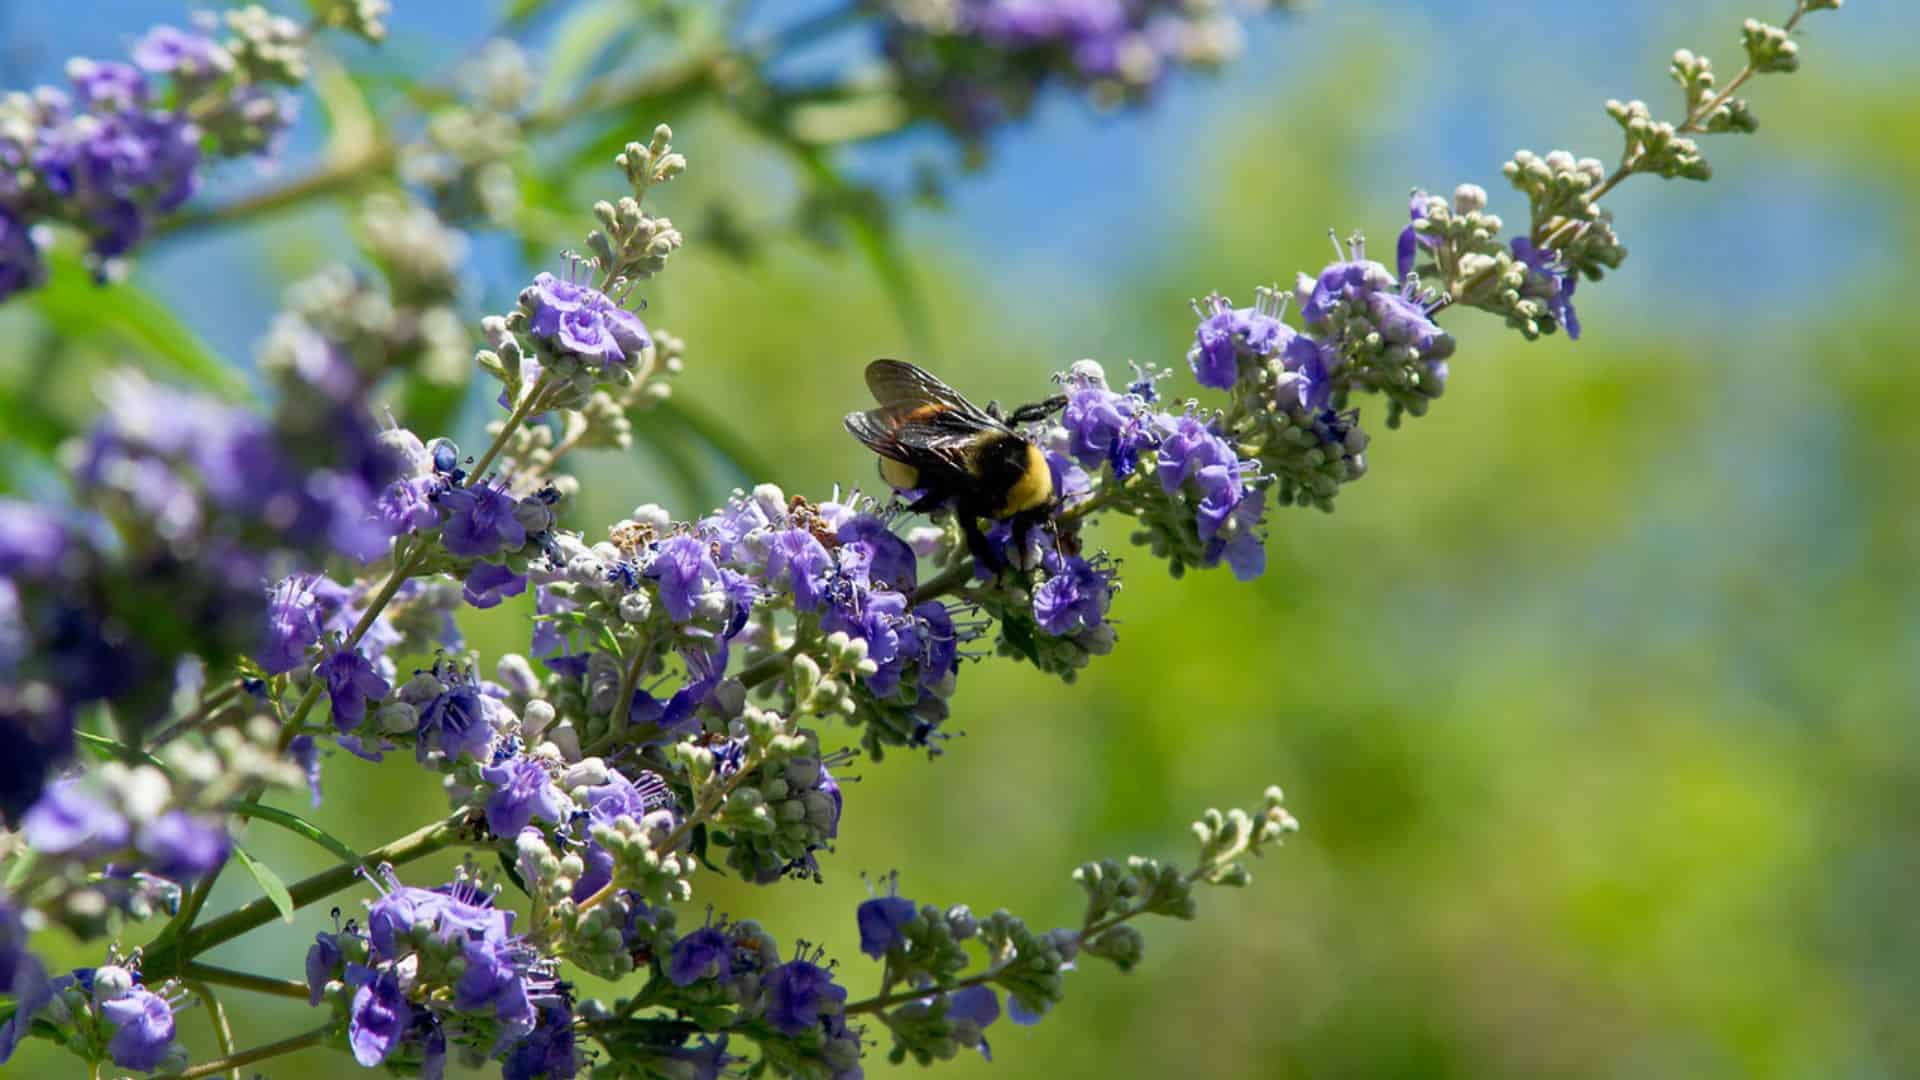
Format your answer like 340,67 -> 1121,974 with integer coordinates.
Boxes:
8,0 -> 1920,1076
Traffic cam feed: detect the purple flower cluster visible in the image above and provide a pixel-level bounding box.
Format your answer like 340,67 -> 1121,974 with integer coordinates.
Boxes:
21,780 -> 230,884
524,270 -> 651,371
1509,237 -> 1582,340
1188,289 -> 1293,390
0,22 -> 299,298
879,1 -> 1270,140
309,870 -> 576,1076
1155,412 -> 1267,580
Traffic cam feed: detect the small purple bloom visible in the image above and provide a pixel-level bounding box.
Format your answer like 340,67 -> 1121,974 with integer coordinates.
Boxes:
0,499 -> 66,577
348,967 -> 410,1067
949,984 -> 1001,1059
1397,190 -> 1440,280
765,527 -> 833,611
416,680 -> 496,764
668,926 -> 732,986
437,479 -> 526,559
101,984 -> 175,1072
526,272 -> 650,370
452,938 -> 533,1027
306,932 -> 343,1007
463,561 -> 528,609
289,735 -> 322,807
21,780 -> 128,857
916,600 -> 959,688
500,1002 -> 580,1080
765,959 -> 847,1036
68,60 -> 147,109
836,515 -> 917,591
317,645 -> 391,733
646,534 -> 719,623
478,755 -> 569,838
1188,292 -> 1292,390
0,210 -> 44,302
1033,556 -> 1112,636
857,895 -> 917,958
260,575 -> 324,675
135,810 -> 230,881
1299,249 -> 1396,328
1510,237 -> 1581,340
131,26 -> 228,78
1062,381 -> 1155,478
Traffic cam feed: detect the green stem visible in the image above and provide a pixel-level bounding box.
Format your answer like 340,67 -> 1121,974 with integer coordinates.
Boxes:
183,962 -> 313,1002
155,1024 -> 333,1080
144,812 -> 468,978
165,49 -> 727,238
185,980 -> 240,1080
1577,0 -> 1811,217
470,374 -> 555,481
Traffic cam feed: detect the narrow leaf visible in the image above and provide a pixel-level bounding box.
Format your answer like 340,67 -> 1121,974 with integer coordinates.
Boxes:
223,801 -> 362,864
231,843 -> 297,924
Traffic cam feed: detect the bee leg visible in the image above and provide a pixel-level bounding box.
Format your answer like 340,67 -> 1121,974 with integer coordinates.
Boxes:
1006,395 -> 1068,425
986,399 -> 1005,421
961,515 -> 1001,573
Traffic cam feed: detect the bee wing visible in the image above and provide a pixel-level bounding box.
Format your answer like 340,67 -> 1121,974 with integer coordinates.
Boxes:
863,359 -> 1001,427
843,402 -> 985,479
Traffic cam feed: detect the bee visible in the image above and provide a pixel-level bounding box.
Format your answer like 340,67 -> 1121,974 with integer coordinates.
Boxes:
844,359 -> 1066,570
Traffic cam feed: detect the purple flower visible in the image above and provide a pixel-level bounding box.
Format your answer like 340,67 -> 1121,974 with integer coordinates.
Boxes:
765,527 -> 833,611
463,561 -> 528,609
1365,287 -> 1453,358
452,938 -> 534,1028
765,959 -> 847,1036
377,476 -> 441,535
1510,237 -> 1582,340
1188,291 -> 1293,390
348,967 -> 411,1067
131,26 -> 229,78
21,780 -> 128,857
1033,556 -> 1112,636
668,926 -> 732,986
68,60 -> 147,109
857,895 -> 917,958
1397,190 -> 1440,280
437,479 -> 526,558
260,575 -> 324,675
1062,380 -> 1155,478
949,984 -> 1001,1059
0,210 -> 45,301
416,679 -> 497,765
630,645 -> 727,735
823,586 -> 917,697
526,272 -> 650,370
0,499 -> 66,577
1299,249 -> 1397,329
1278,336 -> 1336,412
289,735 -> 322,807
1153,413 -> 1238,498
0,899 -> 48,1064
306,931 -> 344,1006
500,1002 -> 580,1080
366,873 -> 512,960
101,983 -> 176,1072
135,811 -> 230,881
478,755 -> 569,838
836,514 -> 917,592
318,645 -> 390,733
916,600 -> 959,689
646,534 -> 719,623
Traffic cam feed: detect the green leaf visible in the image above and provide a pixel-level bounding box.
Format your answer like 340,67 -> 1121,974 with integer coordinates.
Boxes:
231,843 -> 297,924
4,849 -> 35,890
30,249 -> 248,400
223,801 -> 362,864
72,730 -> 172,773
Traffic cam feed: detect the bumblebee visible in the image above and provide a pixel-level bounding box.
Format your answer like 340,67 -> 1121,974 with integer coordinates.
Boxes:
844,359 -> 1066,570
